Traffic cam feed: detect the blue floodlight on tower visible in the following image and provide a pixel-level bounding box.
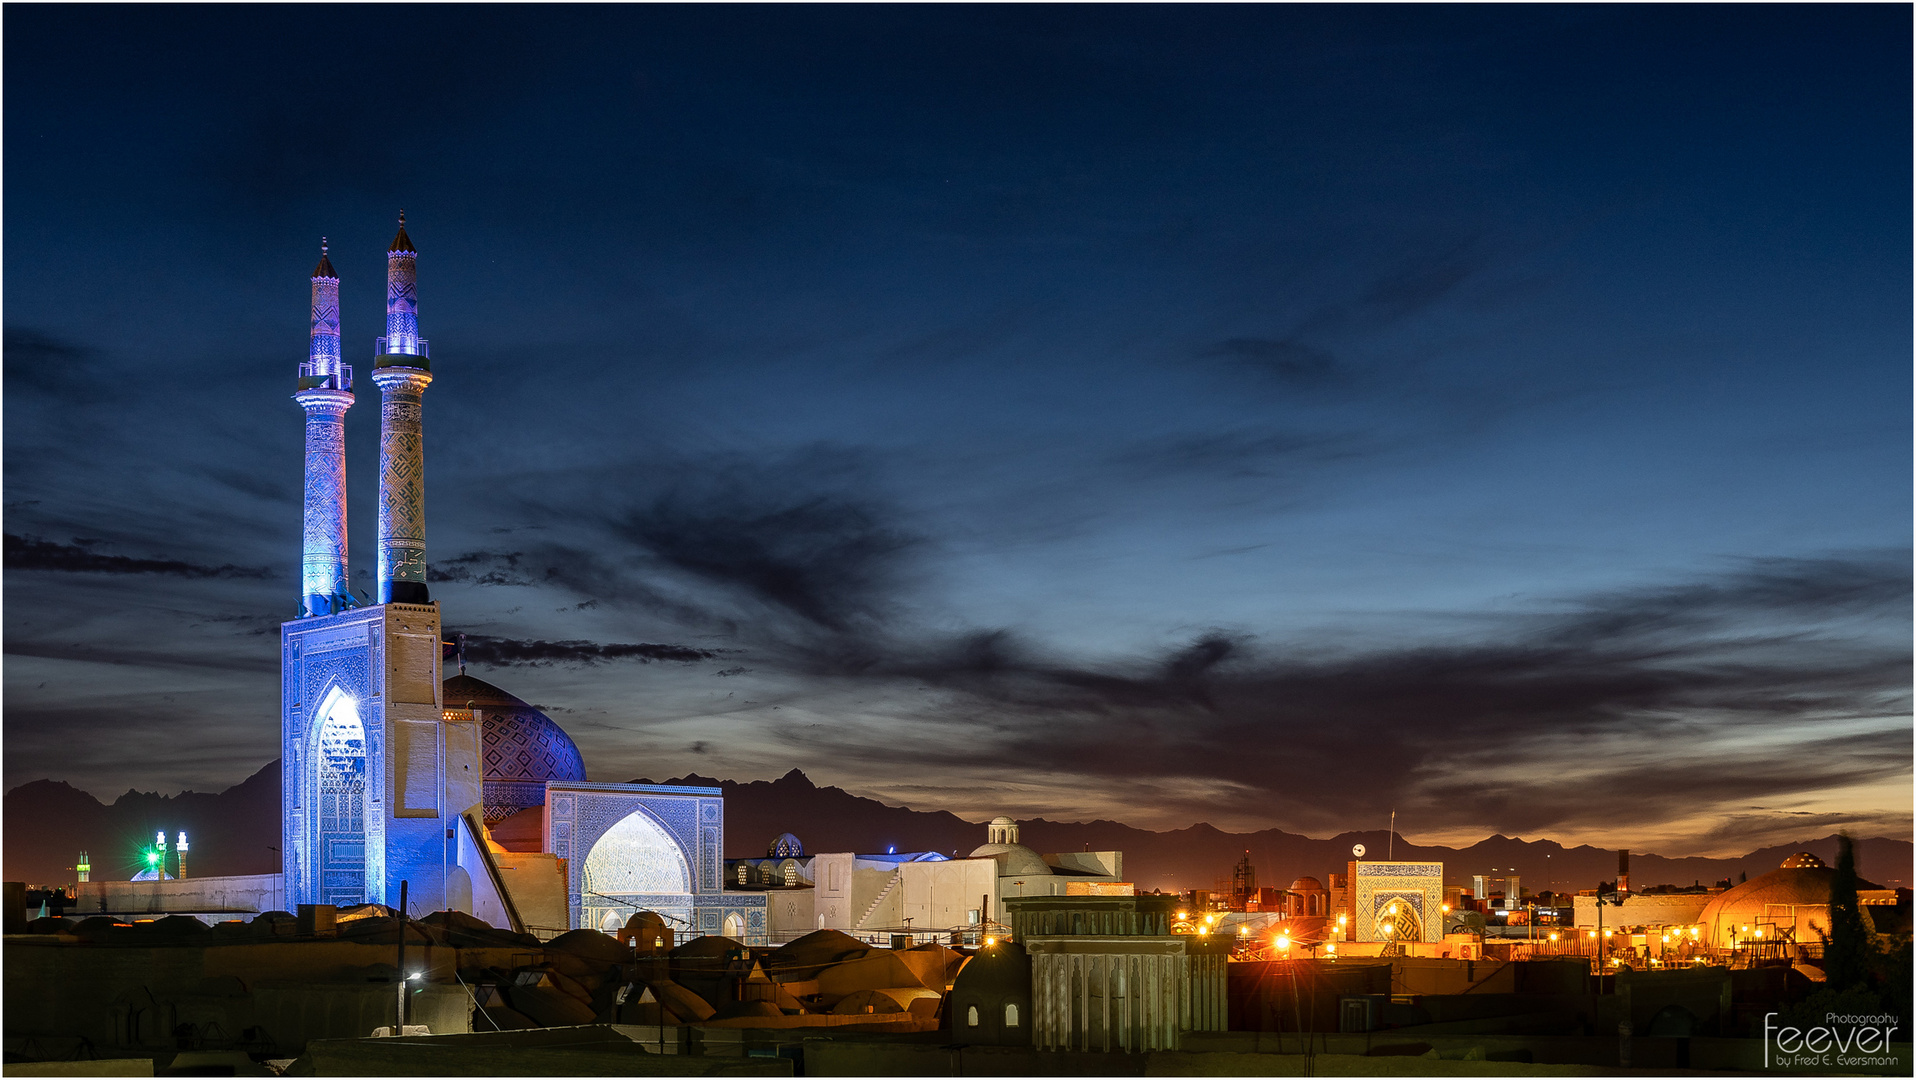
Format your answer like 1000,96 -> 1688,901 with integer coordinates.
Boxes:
371,213 -> 432,606
282,217 -> 480,915
294,239 -> 355,617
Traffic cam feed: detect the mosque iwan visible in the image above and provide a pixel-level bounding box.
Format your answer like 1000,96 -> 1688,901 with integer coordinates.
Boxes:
3,220 -> 1907,1076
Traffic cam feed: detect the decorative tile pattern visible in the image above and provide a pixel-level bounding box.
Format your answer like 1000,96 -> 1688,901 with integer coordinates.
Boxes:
372,371 -> 432,597
296,391 -> 353,615
283,611 -> 382,908
310,268 -> 341,370
1349,860 -> 1444,944
477,703 -> 587,821
386,250 -> 420,355
546,783 -> 731,931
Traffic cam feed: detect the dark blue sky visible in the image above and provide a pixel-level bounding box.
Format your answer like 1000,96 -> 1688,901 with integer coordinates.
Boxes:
6,5 -> 1909,854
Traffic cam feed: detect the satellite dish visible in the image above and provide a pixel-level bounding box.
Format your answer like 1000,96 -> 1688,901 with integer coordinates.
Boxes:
1352,843 -> 1367,858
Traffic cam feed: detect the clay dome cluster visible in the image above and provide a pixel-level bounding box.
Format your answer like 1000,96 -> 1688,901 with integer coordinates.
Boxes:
445,673 -> 587,823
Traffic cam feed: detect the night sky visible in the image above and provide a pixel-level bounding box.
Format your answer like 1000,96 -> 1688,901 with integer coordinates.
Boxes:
5,6 -> 1909,856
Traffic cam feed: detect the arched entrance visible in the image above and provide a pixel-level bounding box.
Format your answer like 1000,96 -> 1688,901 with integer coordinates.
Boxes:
313,687 -> 367,906
582,809 -> 691,932
1376,895 -> 1424,943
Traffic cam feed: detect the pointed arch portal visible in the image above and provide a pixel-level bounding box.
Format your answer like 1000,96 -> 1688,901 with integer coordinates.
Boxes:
313,686 -> 367,905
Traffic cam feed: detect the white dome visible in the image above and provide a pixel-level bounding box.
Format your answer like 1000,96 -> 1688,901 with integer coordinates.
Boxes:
970,842 -> 1053,877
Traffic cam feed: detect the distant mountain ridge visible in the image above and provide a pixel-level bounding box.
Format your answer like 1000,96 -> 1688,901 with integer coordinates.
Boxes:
660,769 -> 1915,895
7,763 -> 1909,897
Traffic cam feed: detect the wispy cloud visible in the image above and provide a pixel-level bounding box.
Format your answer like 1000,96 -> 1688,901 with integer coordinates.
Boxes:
5,534 -> 276,580
729,551 -> 1911,840
461,634 -> 721,667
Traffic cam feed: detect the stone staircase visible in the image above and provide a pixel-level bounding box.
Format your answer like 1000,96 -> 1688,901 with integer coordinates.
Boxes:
854,871 -> 901,930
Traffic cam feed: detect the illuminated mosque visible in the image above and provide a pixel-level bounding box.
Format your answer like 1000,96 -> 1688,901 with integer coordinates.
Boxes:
277,218 -> 763,938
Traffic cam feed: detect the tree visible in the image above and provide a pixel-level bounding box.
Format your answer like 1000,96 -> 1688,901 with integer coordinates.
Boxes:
1823,834 -> 1870,993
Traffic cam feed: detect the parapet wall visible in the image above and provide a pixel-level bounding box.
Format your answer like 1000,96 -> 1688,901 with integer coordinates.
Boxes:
72,873 -> 286,919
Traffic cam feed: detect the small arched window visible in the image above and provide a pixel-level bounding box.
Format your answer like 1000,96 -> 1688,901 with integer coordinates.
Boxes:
966,1005 -> 980,1027
1004,1003 -> 1020,1027
737,864 -> 749,885
784,863 -> 798,886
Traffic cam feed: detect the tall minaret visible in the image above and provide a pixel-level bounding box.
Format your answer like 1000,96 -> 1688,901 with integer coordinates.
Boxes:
371,211 -> 433,604
294,239 -> 354,617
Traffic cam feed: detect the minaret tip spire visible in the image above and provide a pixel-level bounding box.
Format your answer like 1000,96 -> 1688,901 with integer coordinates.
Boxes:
312,236 -> 337,279
389,210 -> 415,255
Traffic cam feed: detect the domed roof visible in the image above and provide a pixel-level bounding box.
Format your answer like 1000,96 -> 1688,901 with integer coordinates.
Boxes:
445,673 -> 586,823
969,842 -> 1053,877
769,833 -> 804,858
1290,877 -> 1326,892
1696,854 -> 1882,946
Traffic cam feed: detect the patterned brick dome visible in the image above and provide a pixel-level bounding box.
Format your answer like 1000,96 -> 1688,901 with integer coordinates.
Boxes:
444,673 -> 587,823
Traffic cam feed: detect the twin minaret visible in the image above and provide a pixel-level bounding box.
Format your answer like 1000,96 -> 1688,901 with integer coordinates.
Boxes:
294,213 -> 434,615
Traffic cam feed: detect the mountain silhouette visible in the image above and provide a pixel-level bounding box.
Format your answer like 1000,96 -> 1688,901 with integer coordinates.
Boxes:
7,763 -> 1908,897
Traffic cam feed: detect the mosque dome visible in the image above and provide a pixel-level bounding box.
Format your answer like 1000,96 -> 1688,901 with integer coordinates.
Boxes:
445,673 -> 587,823
769,833 -> 804,858
1290,877 -> 1326,893
1695,853 -> 1881,948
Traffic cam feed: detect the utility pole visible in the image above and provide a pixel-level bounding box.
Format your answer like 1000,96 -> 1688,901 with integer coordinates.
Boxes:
395,880 -> 409,1032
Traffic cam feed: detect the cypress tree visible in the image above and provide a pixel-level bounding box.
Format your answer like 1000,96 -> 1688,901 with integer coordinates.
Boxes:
1824,834 -> 1870,992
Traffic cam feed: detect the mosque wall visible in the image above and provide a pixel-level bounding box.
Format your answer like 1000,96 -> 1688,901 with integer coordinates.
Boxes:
762,886 -> 817,940
72,874 -> 286,919
281,603 -> 481,915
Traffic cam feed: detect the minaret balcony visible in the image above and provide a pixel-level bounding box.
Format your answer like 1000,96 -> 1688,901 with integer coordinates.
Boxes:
374,337 -> 431,371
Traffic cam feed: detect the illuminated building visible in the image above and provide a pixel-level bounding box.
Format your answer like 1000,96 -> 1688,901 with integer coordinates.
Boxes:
1694,852 -> 1903,951
294,240 -> 353,618
1344,859 -> 1444,944
281,216 -> 482,913
278,219 -> 757,936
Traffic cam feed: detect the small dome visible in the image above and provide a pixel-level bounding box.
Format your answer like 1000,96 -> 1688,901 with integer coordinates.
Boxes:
1290,877 -> 1326,893
1780,852 -> 1826,870
769,833 -> 804,858
989,816 -> 1016,826
969,842 -> 1053,877
446,673 -> 587,823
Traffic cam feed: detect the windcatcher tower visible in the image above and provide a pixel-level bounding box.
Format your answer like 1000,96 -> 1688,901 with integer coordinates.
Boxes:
372,211 -> 433,605
294,240 -> 353,617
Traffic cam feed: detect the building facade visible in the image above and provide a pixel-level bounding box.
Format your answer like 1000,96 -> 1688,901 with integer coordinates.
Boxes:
1347,860 -> 1445,944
